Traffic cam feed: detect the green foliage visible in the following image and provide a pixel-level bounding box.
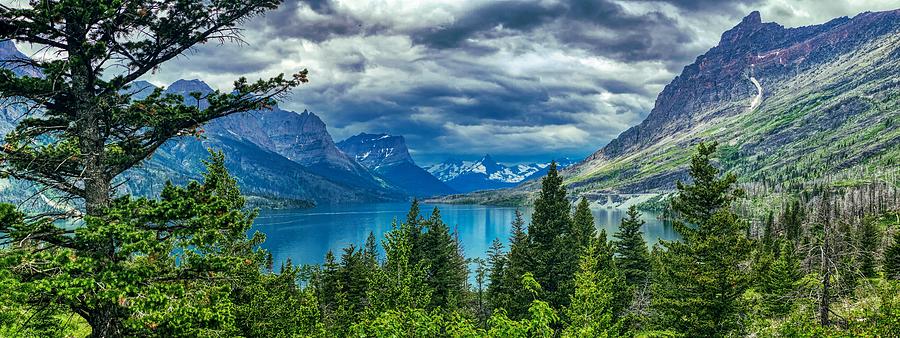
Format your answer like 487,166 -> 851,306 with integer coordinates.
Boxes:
572,197 -> 596,250
652,142 -> 752,337
0,151 -> 267,336
489,209 -> 533,318
421,207 -> 469,310
528,162 -> 579,310
614,206 -> 651,287
563,241 -> 627,338
885,229 -> 900,280
758,241 -> 802,316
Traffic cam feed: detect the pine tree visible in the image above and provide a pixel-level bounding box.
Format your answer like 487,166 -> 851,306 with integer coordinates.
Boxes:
486,238 -> 507,310
885,230 -> 900,280
528,162 -> 577,310
858,217 -> 880,278
759,241 -> 801,316
421,207 -> 468,310
497,209 -> 532,318
563,241 -> 626,337
783,199 -> 805,242
572,197 -> 596,251
0,1 -> 306,335
613,205 -> 651,287
651,142 -> 751,337
0,151 -> 275,336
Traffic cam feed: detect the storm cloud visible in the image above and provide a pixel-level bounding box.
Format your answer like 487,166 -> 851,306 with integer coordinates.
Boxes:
141,0 -> 900,165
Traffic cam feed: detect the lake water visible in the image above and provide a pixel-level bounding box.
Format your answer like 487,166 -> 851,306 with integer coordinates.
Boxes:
252,202 -> 679,267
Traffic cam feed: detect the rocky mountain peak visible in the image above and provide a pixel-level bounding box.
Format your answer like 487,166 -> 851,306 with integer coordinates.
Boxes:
336,132 -> 414,169
167,79 -> 213,95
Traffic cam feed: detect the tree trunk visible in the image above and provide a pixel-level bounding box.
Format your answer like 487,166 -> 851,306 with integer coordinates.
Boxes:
87,305 -> 123,338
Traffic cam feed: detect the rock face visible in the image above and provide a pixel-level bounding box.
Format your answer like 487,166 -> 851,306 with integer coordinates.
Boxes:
427,155 -> 574,193
566,9 -> 900,193
0,40 -> 41,78
337,133 -> 455,197
124,80 -> 405,204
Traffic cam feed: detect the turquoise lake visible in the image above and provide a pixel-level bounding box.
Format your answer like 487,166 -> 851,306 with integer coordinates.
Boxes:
252,202 -> 679,267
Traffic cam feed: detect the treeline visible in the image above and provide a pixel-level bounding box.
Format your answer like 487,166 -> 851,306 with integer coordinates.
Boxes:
2,142 -> 900,337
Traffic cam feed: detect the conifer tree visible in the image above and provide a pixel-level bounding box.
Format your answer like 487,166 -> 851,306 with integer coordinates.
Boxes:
651,142 -> 751,337
885,230 -> 900,280
0,151 -> 274,336
563,241 -> 626,337
759,241 -> 801,316
497,209 -> 532,318
0,1 -> 305,335
858,217 -> 880,278
421,207 -> 468,310
528,162 -> 577,309
486,238 -> 509,313
572,197 -> 597,251
613,205 -> 651,287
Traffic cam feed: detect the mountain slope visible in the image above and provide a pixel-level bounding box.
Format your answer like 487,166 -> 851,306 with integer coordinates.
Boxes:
337,133 -> 456,197
433,9 -> 900,205
564,10 -> 900,194
122,80 -> 405,204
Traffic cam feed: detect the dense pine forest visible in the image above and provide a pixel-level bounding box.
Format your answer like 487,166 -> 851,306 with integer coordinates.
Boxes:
1,1 -> 899,337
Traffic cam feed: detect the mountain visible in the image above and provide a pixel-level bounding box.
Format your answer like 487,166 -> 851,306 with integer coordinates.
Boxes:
337,133 -> 456,197
435,9 -> 900,205
564,9 -> 900,194
122,80 -> 405,204
0,40 -> 40,78
426,155 -> 574,193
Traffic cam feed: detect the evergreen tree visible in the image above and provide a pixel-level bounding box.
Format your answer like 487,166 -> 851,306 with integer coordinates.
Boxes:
572,197 -> 597,251
651,142 -> 751,337
613,205 -> 651,287
0,1 -> 305,335
486,238 -> 509,313
421,207 -> 468,310
496,209 -> 532,318
783,200 -> 805,242
0,151 -> 274,336
885,230 -> 900,280
528,162 -> 577,310
563,241 -> 626,338
858,217 -> 880,278
759,241 -> 801,316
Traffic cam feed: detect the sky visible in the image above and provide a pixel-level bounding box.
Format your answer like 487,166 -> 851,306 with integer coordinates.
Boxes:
46,0 -> 900,165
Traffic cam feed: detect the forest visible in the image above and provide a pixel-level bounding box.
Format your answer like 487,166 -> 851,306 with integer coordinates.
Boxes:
0,1 -> 899,337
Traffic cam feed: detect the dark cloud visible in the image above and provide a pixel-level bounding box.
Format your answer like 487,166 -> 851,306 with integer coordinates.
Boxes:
143,0 -> 897,165
410,0 -> 699,64
251,0 -> 387,42
650,0 -> 764,12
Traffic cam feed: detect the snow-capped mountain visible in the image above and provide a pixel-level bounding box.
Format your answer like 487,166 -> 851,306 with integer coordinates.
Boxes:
426,155 -> 574,193
337,133 -> 456,197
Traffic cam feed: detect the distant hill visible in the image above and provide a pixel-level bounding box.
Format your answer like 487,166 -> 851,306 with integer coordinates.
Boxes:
337,133 -> 456,197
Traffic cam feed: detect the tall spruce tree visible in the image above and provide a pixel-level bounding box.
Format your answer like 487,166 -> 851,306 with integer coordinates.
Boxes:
614,205 -> 651,287
0,1 -> 306,336
885,230 -> 900,280
421,207 -> 468,310
759,240 -> 801,316
572,197 -> 596,251
528,162 -> 577,310
563,240 -> 627,337
651,142 -> 751,337
498,209 -> 532,318
486,238 -> 508,314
